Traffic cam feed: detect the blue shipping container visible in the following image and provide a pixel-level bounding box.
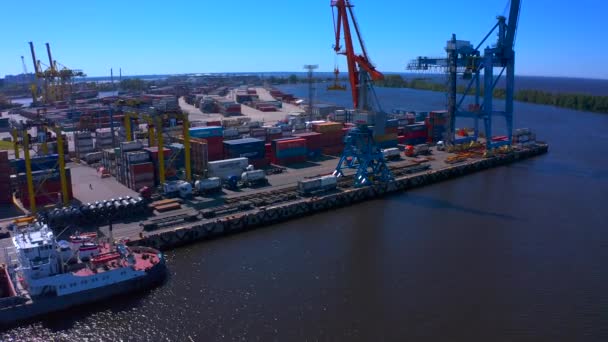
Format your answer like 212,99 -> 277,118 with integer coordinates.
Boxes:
11,155 -> 60,173
224,138 -> 265,159
189,126 -> 223,139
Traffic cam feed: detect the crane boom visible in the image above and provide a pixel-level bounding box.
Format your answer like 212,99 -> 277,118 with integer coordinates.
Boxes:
29,42 -> 40,74
45,43 -> 55,72
504,0 -> 521,51
331,0 -> 383,110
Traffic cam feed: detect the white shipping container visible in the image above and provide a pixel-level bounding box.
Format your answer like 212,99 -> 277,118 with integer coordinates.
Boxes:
298,178 -> 322,192
126,151 -> 150,164
207,158 -> 249,180
224,128 -> 239,137
120,141 -> 143,152
75,139 -> 94,147
319,175 -> 337,187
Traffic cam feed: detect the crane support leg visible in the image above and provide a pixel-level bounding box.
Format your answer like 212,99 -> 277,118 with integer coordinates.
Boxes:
56,130 -> 69,206
183,115 -> 191,182
12,129 -> 19,159
156,117 -> 165,185
23,133 -> 36,213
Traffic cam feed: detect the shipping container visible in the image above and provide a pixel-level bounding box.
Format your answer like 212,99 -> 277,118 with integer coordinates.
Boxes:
312,122 -> 343,134
189,126 -> 223,139
293,132 -> 323,151
120,141 -> 143,153
207,158 -> 249,180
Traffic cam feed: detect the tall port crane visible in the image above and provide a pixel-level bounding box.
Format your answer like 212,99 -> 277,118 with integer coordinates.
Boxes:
407,0 -> 521,150
21,56 -> 37,105
330,0 -> 392,187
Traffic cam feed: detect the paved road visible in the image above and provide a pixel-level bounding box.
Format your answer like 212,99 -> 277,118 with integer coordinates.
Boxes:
69,162 -> 139,203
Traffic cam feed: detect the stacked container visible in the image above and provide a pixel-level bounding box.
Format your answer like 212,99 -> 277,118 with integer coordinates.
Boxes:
271,138 -> 307,165
95,128 -> 114,150
223,138 -> 267,168
313,122 -> 345,156
0,151 -> 11,204
117,141 -> 143,185
102,148 -> 117,176
293,132 -> 323,159
124,150 -> 153,191
399,123 -> 428,146
189,138 -> 208,175
190,126 -> 223,161
74,131 -> 94,160
426,110 -> 449,143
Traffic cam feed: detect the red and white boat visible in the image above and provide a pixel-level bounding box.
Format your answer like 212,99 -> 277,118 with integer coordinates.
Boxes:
0,222 -> 166,325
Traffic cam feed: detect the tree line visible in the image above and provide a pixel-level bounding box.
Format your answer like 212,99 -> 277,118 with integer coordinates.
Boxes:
374,75 -> 608,114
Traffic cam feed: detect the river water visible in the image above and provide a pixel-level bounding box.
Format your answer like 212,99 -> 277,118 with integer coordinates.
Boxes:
2,85 -> 608,341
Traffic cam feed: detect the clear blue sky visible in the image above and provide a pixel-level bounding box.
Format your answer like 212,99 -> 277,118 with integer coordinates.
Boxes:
1,0 -> 606,79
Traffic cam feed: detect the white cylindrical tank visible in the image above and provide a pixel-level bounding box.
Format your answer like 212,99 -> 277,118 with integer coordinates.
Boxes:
195,177 -> 222,192
241,170 -> 266,183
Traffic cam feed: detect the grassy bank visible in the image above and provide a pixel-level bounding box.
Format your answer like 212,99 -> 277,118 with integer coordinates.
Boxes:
374,74 -> 608,114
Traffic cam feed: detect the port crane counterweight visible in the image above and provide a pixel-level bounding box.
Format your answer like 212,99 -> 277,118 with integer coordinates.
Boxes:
330,0 -> 392,187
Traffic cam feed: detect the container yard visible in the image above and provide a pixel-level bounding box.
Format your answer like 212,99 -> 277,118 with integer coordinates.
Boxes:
0,84 -> 549,253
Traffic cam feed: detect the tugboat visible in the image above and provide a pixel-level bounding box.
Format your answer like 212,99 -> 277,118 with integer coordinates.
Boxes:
0,222 -> 166,325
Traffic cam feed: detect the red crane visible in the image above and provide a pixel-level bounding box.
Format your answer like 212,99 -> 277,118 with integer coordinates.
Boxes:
331,0 -> 384,110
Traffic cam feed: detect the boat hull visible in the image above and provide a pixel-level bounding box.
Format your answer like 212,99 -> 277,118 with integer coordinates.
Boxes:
0,256 -> 166,326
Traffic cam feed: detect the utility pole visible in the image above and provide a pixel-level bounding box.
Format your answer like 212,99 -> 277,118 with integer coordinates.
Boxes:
303,64 -> 318,122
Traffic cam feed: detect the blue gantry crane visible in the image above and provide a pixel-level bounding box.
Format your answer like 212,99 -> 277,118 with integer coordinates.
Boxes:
330,0 -> 392,187
407,0 -> 521,150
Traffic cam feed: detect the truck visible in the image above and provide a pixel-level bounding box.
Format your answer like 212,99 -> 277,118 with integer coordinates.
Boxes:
405,144 -> 430,157
194,177 -> 222,194
436,141 -> 445,151
298,175 -> 338,195
240,170 -> 268,187
381,148 -> 401,161
207,157 -> 249,180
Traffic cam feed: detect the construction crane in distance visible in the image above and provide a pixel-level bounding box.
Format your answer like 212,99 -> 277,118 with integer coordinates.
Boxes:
330,0 -> 392,187
407,0 -> 521,150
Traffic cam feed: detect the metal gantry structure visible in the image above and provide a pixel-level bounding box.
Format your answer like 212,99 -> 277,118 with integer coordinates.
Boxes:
330,0 -> 392,187
12,121 -> 70,213
27,42 -> 85,105
303,64 -> 318,122
407,0 -> 521,150
122,108 -> 192,184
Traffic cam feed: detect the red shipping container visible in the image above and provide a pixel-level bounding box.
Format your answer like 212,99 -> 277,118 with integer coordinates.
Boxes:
203,136 -> 224,147
319,130 -> 345,147
275,138 -> 306,151
145,147 -> 171,159
129,162 -> 154,174
265,143 -> 272,153
293,132 -> 323,150
206,121 -> 221,126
